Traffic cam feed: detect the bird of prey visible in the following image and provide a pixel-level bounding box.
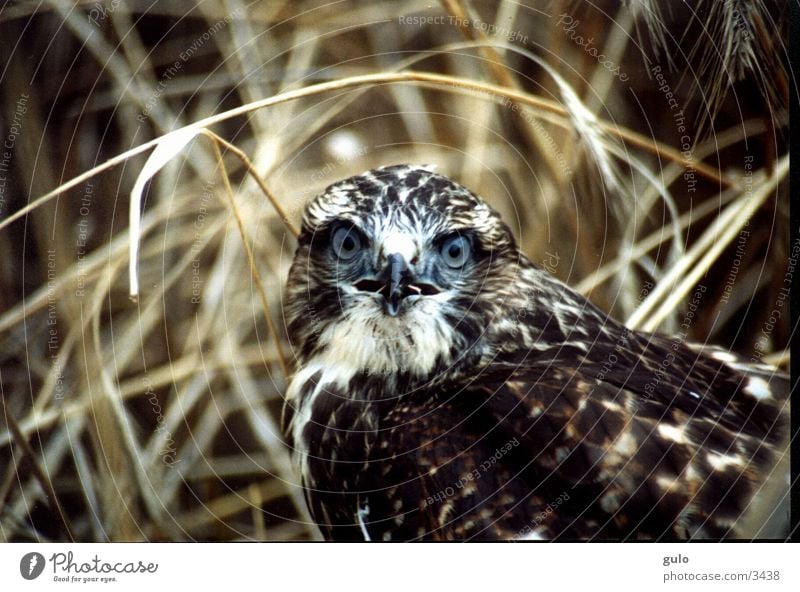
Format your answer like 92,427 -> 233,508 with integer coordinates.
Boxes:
281,164 -> 789,541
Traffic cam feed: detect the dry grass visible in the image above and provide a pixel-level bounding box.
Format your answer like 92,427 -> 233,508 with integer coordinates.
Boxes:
0,0 -> 790,541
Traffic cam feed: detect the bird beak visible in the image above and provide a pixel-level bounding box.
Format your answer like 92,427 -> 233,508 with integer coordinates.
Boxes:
353,252 -> 440,316
385,253 -> 409,317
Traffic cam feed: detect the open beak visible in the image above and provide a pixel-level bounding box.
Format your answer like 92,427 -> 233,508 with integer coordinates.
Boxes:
354,253 -> 439,316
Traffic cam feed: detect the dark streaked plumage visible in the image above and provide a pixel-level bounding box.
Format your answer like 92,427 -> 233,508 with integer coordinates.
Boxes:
281,164 -> 789,541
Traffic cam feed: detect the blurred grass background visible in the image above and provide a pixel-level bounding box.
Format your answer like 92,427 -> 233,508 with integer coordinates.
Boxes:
0,0 -> 790,541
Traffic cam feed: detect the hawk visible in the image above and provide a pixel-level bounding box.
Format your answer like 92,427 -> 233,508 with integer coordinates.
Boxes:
281,164 -> 789,541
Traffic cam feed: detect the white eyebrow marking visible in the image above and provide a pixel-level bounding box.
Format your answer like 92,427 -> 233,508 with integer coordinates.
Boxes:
382,232 -> 417,263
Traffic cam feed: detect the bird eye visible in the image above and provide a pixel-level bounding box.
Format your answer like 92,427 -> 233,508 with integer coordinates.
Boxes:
331,226 -> 362,260
440,234 -> 471,268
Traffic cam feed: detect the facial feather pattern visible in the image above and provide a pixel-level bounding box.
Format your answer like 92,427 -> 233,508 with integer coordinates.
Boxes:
282,164 -> 789,541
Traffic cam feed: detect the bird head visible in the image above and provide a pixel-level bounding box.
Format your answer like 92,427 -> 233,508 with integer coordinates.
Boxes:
284,164 -> 524,389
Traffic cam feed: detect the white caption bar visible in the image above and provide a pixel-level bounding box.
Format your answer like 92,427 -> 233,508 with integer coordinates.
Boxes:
1,542 -> 797,590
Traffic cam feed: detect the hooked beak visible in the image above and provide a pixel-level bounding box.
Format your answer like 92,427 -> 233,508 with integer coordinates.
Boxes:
354,253 -> 440,317
385,253 -> 407,316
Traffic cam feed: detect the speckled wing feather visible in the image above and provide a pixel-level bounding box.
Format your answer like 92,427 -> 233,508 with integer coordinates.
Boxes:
471,332 -> 789,539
